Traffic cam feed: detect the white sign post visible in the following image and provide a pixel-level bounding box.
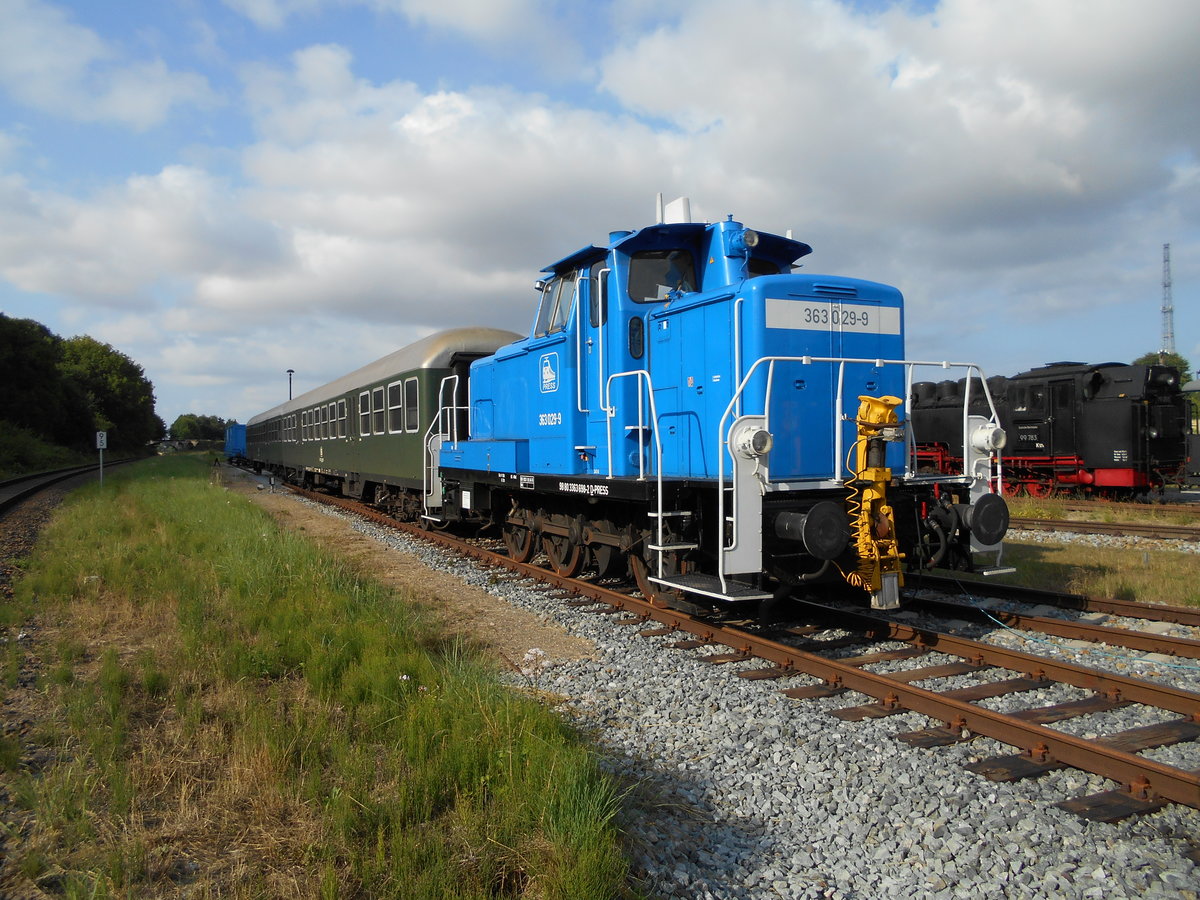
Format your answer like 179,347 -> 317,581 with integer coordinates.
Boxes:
96,431 -> 107,486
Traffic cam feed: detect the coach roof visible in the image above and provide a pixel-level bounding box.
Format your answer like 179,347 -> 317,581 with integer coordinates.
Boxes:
247,327 -> 520,426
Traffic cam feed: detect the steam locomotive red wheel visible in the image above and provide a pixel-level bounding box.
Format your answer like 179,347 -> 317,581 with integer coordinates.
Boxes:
1025,481 -> 1053,498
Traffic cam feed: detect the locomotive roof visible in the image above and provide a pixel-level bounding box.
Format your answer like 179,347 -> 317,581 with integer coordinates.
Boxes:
247,327 -> 520,426
1011,361 -> 1125,379
539,220 -> 813,275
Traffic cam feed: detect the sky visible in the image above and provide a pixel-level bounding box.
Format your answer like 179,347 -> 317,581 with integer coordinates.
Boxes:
0,0 -> 1197,430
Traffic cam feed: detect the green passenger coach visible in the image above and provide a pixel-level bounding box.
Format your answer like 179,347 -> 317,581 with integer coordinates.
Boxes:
245,328 -> 519,520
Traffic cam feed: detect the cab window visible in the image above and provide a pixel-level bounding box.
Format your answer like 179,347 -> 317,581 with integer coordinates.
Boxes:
748,257 -> 781,277
628,250 -> 696,302
534,272 -> 578,337
589,260 -> 608,327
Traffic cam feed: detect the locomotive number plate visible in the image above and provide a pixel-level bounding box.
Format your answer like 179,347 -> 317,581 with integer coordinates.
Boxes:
766,298 -> 900,335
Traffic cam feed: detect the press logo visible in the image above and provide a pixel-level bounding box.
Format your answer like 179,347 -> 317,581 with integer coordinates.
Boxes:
540,352 -> 559,393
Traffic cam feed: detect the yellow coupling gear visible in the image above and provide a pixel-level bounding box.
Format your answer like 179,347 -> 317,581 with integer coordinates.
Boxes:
843,395 -> 905,608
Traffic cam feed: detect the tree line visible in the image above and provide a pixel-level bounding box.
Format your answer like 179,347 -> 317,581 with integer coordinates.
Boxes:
168,413 -> 236,442
0,313 -> 163,454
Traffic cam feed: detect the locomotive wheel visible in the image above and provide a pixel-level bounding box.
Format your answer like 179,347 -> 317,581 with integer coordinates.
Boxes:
588,519 -> 622,579
629,547 -> 684,608
1025,481 -> 1053,498
502,517 -> 536,563
542,533 -> 585,578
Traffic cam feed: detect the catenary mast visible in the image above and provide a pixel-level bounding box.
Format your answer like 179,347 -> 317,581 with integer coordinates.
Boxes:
1161,243 -> 1174,364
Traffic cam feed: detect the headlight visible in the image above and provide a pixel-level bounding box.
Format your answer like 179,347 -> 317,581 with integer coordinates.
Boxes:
733,424 -> 774,459
970,422 -> 1007,453
728,228 -> 761,256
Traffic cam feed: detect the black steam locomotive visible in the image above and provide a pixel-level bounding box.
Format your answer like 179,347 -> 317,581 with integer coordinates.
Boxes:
910,361 -> 1191,498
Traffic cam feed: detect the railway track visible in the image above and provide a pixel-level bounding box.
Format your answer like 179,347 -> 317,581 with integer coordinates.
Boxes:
288,483 -> 1200,824
0,462 -> 129,515
1010,516 -> 1200,541
1036,498 -> 1200,517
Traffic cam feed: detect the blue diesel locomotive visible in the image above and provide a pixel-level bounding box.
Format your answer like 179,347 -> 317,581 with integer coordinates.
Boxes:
246,198 -> 1011,611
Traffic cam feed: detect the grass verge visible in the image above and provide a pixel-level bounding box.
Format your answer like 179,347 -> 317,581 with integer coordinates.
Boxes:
1,455 -> 629,898
932,537 -> 1200,608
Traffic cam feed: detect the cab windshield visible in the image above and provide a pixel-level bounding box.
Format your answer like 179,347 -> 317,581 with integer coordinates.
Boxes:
627,250 -> 697,303
534,272 -> 577,336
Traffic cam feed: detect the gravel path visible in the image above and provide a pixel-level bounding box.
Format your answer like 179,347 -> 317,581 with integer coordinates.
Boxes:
310,502 -> 1200,899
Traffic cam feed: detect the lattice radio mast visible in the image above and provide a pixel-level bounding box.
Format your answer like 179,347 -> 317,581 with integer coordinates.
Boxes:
1160,243 -> 1174,363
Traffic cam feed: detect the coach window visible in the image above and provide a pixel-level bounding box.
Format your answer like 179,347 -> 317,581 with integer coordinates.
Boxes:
628,249 -> 696,302
301,411 -> 307,441
372,387 -> 386,434
358,392 -> 370,435
337,400 -> 347,438
388,381 -> 404,433
404,377 -> 420,432
327,403 -> 335,438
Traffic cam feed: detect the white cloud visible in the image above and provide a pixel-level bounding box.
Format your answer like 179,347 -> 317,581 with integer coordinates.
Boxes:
0,166 -> 288,304
2,0 -> 1198,425
384,0 -> 548,42
0,0 -> 216,129
221,0 -> 324,30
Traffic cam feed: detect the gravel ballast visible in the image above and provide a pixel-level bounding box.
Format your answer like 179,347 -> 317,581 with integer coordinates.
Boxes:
304,500 -> 1200,899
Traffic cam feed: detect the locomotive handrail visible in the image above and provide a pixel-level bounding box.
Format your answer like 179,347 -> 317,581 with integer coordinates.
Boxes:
595,268 -> 611,418
603,369 -> 664,482
716,355 -> 1005,591
604,369 -> 668,578
438,375 -> 462,445
574,280 -> 589,415
422,375 -> 467,520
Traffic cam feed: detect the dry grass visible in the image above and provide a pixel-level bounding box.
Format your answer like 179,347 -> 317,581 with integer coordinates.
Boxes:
947,536 -> 1200,608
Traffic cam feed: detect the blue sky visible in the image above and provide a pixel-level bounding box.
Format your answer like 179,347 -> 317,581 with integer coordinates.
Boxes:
1,0 -> 1197,427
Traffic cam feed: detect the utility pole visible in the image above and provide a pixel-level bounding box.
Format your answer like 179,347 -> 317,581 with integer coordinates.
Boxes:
1161,243 -> 1174,364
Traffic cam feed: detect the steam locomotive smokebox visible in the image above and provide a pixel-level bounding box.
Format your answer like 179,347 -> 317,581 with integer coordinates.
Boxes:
956,493 -> 1010,546
775,501 -> 851,560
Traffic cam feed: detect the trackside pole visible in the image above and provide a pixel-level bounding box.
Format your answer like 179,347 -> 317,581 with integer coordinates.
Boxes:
96,431 -> 107,486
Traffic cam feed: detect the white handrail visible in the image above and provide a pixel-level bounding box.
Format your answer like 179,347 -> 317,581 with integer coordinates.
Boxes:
604,369 -> 667,575
715,355 -> 1004,586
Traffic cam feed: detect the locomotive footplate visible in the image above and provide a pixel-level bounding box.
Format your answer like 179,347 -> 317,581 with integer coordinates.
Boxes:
647,573 -> 772,602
